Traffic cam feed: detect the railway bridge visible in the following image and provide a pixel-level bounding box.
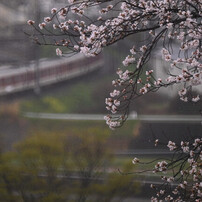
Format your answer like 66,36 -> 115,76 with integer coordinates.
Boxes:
0,54 -> 104,96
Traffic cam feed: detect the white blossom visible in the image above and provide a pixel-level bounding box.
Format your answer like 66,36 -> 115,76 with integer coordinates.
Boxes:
132,157 -> 139,164
56,48 -> 62,56
51,8 -> 57,14
39,22 -> 46,29
27,20 -> 35,25
192,95 -> 200,102
44,17 -> 51,23
167,141 -> 176,151
122,55 -> 135,66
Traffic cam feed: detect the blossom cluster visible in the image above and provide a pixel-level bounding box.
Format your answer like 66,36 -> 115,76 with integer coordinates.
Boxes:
151,138 -> 202,201
27,0 -> 202,129
154,161 -> 168,173
132,138 -> 202,201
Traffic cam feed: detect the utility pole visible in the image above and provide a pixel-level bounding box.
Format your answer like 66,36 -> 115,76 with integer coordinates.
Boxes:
34,0 -> 41,95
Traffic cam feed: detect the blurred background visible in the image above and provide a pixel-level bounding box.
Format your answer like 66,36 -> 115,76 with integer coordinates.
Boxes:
0,1 -> 201,201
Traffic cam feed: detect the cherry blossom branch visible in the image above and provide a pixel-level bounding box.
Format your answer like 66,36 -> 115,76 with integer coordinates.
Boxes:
27,0 -> 202,129
130,138 -> 202,201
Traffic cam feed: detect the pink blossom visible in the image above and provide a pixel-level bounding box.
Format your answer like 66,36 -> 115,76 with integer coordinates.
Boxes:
51,8 -> 57,14
56,48 -> 62,56
167,141 -> 176,151
192,95 -> 200,102
132,157 -> 139,164
39,22 -> 46,30
27,20 -> 35,25
44,17 -> 51,23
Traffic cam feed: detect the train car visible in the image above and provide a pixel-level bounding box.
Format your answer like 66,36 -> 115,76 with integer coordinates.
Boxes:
0,53 -> 104,95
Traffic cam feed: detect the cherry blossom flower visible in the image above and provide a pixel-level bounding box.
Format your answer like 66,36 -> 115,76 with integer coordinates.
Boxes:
132,157 -> 139,164
51,8 -> 57,14
110,90 -> 120,97
178,88 -> 187,96
155,139 -> 159,146
167,141 -> 176,151
39,22 -> 46,30
192,95 -> 200,102
56,48 -> 62,56
27,20 -> 35,25
122,55 -> 135,66
44,17 -> 51,23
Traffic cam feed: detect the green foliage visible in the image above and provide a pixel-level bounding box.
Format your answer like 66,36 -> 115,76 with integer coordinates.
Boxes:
40,46 -> 58,58
21,96 -> 66,113
21,83 -> 95,113
92,162 -> 141,202
42,97 -> 66,113
0,129 -> 140,201
20,72 -> 115,114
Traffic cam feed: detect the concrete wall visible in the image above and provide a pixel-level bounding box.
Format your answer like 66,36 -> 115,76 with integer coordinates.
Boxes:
0,3 -> 26,27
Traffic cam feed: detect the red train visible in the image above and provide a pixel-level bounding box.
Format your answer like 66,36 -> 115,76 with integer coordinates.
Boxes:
0,54 -> 104,95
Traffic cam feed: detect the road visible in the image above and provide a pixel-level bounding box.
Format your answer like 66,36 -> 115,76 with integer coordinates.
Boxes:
24,112 -> 202,123
115,149 -> 174,156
